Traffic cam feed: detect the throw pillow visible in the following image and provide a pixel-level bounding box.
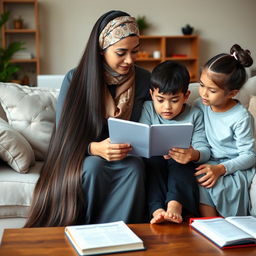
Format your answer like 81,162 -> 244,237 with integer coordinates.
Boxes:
0,118 -> 35,173
0,82 -> 59,160
235,75 -> 256,108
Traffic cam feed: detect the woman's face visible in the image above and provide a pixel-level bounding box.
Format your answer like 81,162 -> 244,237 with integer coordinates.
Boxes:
103,36 -> 139,74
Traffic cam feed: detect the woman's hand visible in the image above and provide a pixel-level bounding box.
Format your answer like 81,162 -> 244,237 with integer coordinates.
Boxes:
89,138 -> 132,161
195,164 -> 226,188
163,146 -> 200,164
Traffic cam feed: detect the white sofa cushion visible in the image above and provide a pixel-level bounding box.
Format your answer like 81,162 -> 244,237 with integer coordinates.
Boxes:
236,75 -> 256,108
0,162 -> 41,218
0,83 -> 59,160
0,118 -> 35,173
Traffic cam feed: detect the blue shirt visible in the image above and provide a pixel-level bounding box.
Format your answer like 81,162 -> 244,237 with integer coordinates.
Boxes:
195,98 -> 256,174
139,101 -> 210,163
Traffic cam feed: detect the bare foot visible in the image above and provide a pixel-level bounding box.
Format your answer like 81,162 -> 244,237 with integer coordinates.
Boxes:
164,200 -> 183,224
150,208 -> 166,224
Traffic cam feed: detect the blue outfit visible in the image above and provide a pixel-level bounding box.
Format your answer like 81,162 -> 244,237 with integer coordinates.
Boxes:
140,101 -> 210,217
195,98 -> 256,217
57,66 -> 151,224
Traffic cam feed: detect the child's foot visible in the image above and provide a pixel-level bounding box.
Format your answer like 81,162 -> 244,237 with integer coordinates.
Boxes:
164,200 -> 183,224
150,208 -> 166,224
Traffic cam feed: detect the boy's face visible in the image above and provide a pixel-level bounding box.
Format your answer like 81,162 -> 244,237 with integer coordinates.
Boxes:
150,88 -> 190,120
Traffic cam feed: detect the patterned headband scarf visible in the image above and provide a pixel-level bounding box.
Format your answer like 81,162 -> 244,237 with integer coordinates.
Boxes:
99,16 -> 139,120
99,16 -> 139,50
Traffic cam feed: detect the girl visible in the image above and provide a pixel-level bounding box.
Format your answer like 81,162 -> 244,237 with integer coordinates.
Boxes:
25,10 -> 151,227
195,44 -> 256,217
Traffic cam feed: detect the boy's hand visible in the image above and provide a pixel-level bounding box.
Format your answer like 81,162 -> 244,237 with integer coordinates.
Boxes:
195,164 -> 226,188
90,138 -> 132,161
164,146 -> 199,164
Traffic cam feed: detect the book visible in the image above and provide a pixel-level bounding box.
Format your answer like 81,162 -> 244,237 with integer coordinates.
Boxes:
108,117 -> 193,158
190,216 -> 256,248
65,221 -> 145,256
12,51 -> 33,59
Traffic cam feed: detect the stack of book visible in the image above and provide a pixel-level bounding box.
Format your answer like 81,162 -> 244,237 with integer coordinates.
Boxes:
12,51 -> 33,59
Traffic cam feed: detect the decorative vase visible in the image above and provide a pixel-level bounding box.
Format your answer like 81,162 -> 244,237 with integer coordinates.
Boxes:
13,18 -> 23,29
182,24 -> 194,35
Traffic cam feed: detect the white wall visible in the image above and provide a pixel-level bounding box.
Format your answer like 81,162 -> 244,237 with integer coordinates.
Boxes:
38,0 -> 256,76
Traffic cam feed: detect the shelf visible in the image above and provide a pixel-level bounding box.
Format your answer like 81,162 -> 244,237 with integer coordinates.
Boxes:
1,0 -> 40,85
10,58 -> 37,63
137,57 -> 197,61
136,58 -> 162,61
165,35 -> 196,39
165,57 -> 197,61
1,0 -> 35,3
135,35 -> 199,82
5,29 -> 37,33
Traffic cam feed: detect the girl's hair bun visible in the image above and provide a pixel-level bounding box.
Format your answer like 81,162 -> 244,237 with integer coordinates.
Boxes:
230,44 -> 253,68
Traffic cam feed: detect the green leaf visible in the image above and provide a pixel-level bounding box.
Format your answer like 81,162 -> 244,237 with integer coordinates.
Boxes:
0,11 -> 26,82
0,12 -> 10,28
1,42 -> 25,61
0,62 -> 20,82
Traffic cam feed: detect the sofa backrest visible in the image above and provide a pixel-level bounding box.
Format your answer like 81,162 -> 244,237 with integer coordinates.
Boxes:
0,82 -> 59,160
37,74 -> 65,89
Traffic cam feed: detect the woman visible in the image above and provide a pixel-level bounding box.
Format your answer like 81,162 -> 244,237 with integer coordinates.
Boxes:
25,10 -> 151,227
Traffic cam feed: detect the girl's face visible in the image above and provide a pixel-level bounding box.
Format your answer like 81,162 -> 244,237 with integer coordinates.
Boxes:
199,69 -> 238,112
103,36 -> 139,75
150,88 -> 190,120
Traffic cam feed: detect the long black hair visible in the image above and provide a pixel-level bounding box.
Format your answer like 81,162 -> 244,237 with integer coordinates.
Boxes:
25,10 -> 131,227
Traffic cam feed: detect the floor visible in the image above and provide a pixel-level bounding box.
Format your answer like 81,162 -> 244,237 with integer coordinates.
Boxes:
0,218 -> 26,244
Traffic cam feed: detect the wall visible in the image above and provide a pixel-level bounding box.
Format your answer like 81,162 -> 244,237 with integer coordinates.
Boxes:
38,0 -> 256,76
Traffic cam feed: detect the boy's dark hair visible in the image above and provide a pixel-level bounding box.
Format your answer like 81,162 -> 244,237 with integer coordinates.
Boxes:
151,60 -> 190,94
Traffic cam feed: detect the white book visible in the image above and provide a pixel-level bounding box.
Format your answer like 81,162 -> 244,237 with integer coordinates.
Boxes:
65,221 -> 145,256
190,216 -> 256,248
108,117 -> 193,158
12,51 -> 33,59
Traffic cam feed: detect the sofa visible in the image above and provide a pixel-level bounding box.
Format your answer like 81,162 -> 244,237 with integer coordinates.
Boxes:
0,76 -> 256,231
0,83 -> 59,237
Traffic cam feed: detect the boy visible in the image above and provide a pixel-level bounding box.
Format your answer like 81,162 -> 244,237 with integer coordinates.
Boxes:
140,61 -> 210,224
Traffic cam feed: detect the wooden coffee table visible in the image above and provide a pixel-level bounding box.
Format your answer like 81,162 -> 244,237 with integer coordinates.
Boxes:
1,223 -> 256,255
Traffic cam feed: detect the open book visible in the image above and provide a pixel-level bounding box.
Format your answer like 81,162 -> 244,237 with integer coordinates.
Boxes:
108,117 -> 193,158
65,221 -> 145,255
190,216 -> 256,248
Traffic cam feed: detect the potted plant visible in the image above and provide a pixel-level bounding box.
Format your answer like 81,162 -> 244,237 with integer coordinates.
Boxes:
0,12 -> 25,82
136,15 -> 150,35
